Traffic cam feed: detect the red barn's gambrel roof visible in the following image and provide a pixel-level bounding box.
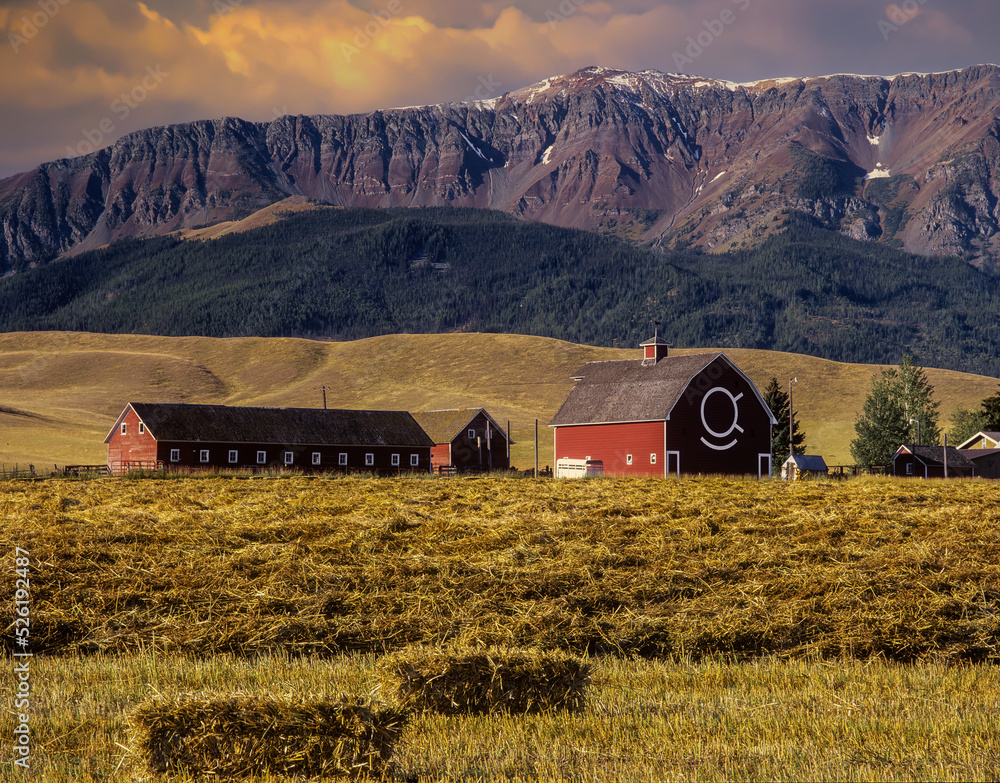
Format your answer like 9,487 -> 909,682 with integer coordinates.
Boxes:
104,403 -> 434,447
550,352 -> 777,426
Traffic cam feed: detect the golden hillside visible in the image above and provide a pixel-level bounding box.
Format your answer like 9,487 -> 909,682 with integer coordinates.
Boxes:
1,331 -> 997,468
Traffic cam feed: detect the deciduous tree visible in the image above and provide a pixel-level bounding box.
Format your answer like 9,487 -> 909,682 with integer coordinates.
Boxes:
949,405 -> 987,445
850,356 -> 939,468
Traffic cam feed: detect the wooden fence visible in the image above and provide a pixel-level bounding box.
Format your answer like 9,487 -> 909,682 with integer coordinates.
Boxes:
0,464 -> 110,480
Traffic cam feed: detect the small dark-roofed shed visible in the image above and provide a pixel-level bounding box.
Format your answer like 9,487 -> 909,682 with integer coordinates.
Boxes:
105,402 -> 434,474
781,454 -> 829,481
410,408 -> 511,472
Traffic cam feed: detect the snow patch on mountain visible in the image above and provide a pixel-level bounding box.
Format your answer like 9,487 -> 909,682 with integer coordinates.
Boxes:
865,164 -> 891,179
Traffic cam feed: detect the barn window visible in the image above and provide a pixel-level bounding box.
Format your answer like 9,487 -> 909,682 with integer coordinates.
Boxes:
312,452 -> 321,466
284,452 -> 294,465
121,423 -> 127,435
257,451 -> 267,464
228,450 -> 238,464
199,449 -> 209,463
365,453 -> 375,466
468,429 -> 476,439
906,462 -> 914,475
170,449 -> 180,462
410,454 -> 419,467
650,453 -> 657,464
138,422 -> 145,434
339,453 -> 348,466
391,453 -> 400,466
626,454 -> 633,465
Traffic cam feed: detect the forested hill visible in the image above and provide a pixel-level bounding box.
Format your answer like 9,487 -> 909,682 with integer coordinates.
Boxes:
2,206 -> 999,376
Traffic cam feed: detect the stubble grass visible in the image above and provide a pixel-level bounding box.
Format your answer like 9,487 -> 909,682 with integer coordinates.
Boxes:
2,651 -> 999,781
3,474 -> 1000,780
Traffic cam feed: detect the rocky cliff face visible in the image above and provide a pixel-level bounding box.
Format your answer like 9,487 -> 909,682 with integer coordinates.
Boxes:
2,64 -> 999,272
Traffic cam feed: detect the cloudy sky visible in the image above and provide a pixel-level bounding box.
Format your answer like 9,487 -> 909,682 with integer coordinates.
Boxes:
1,0 -> 996,178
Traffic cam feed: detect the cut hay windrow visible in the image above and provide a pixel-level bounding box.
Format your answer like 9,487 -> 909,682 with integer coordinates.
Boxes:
378,647 -> 592,714
130,694 -> 408,778
5,475 -> 1000,662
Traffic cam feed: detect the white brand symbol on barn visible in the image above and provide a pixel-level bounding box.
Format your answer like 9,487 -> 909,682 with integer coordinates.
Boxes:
700,387 -> 743,451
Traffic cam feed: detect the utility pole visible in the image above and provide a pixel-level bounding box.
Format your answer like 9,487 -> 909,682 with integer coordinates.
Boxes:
788,377 -> 798,458
506,420 -> 511,469
314,385 -> 332,410
534,419 -> 539,478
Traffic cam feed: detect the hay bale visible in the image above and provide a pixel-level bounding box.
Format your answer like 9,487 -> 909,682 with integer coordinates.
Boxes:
131,693 -> 408,778
378,647 -> 592,715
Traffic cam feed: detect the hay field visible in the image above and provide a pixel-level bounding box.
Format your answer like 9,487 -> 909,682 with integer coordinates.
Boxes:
3,474 -> 1000,781
5,651 -> 999,781
1,331 -> 998,469
6,475 -> 1000,660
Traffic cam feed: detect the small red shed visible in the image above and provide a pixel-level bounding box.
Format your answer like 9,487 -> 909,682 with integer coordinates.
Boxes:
104,402 -> 434,475
550,337 -> 776,478
411,408 -> 511,473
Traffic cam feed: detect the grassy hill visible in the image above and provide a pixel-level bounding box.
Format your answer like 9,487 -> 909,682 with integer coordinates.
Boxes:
1,331 -> 997,469
5,205 -> 1000,376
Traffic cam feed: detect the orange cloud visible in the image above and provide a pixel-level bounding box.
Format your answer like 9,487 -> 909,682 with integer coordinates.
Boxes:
1,0 -> 996,179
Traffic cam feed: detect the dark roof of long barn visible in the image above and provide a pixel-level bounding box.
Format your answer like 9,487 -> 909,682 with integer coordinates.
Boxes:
550,352 -> 756,426
107,403 -> 434,447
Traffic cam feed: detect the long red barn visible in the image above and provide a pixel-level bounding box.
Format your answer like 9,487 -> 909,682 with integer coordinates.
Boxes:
105,402 -> 434,475
550,338 -> 776,478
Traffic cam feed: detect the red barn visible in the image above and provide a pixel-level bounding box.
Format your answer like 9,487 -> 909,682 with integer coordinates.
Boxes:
104,402 -> 434,475
411,408 -> 512,473
550,337 -> 776,478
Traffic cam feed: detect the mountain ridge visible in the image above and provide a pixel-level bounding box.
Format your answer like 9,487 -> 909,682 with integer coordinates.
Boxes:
3,64 -> 999,271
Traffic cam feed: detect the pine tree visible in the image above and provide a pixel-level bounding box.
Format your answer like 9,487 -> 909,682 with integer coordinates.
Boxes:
850,370 -> 908,468
762,376 -> 805,469
981,386 -> 1000,431
850,356 -> 940,468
